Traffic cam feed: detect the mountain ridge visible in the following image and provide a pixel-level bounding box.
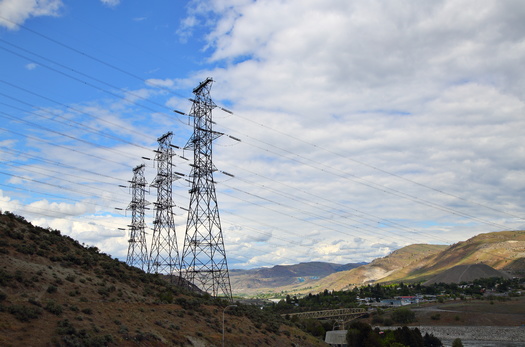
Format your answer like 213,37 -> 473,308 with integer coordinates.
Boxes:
231,231 -> 525,296
230,261 -> 366,293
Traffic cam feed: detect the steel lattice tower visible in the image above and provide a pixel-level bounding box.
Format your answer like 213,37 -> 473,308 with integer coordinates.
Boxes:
148,132 -> 180,278
125,164 -> 149,271
180,77 -> 232,299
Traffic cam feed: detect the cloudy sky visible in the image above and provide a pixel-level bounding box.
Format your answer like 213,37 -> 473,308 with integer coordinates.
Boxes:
1,0 -> 524,270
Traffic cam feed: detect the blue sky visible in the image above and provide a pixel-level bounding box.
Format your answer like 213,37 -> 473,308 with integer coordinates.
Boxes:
1,0 -> 524,271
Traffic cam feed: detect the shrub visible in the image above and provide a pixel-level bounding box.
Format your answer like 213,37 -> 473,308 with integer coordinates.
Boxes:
57,319 -> 76,335
28,298 -> 41,307
452,338 -> 464,347
45,300 -> 63,315
0,269 -> 13,286
391,308 -> 416,324
383,318 -> 394,326
371,315 -> 384,324
81,308 -> 93,315
15,243 -> 37,255
69,290 -> 80,297
47,285 -> 57,294
7,304 -> 43,322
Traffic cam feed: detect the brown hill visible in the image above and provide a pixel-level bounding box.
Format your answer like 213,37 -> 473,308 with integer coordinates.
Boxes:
392,230 -> 525,283
0,211 -> 326,347
423,263 -> 512,285
305,244 -> 448,291
326,230 -> 525,291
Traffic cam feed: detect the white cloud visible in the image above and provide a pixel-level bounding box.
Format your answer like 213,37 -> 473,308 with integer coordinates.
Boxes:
2,0 -> 525,271
27,200 -> 95,217
100,0 -> 120,8
0,0 -> 62,30
174,0 -> 525,267
25,62 -> 38,70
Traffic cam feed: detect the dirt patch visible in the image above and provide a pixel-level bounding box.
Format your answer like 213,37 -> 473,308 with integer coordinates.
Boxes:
410,296 -> 525,327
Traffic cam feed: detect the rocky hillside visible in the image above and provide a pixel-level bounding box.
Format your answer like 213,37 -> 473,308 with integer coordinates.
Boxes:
0,211 -> 326,347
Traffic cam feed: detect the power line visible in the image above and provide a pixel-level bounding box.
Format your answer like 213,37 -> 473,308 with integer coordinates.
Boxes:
216,131 -> 514,231
2,12 -> 518,228
0,111 -> 140,162
0,79 -> 156,141
3,14 -> 515,232
0,16 -> 190,100
0,95 -> 151,151
221,108 -> 525,222
0,15 -> 519,270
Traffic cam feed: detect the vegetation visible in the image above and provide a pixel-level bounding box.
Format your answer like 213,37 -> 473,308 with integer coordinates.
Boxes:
0,211 -> 321,346
268,278 -> 523,316
391,308 -> 416,324
345,321 -> 442,347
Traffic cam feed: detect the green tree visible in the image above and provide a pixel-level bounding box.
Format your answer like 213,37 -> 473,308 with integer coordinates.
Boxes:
423,332 -> 443,346
452,338 -> 464,347
346,321 -> 382,347
394,326 -> 423,347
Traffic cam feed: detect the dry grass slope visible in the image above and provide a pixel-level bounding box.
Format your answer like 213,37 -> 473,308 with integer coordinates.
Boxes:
0,212 -> 327,347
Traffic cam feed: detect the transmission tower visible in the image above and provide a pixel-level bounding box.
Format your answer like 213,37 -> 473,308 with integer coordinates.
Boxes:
125,164 -> 149,271
148,132 -> 180,279
180,77 -> 232,299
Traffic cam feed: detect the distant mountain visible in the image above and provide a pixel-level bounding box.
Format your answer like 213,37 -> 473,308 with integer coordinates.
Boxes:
230,261 -> 366,294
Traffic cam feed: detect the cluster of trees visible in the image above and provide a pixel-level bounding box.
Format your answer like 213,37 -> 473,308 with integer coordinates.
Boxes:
346,321 -> 445,347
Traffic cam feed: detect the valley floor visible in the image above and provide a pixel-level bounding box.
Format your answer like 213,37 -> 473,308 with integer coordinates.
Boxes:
380,326 -> 525,344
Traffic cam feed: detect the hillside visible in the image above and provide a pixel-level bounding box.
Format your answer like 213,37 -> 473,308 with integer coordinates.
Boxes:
305,244 -> 448,292
423,263 -> 511,285
230,261 -> 365,294
0,212 -> 326,347
392,230 -> 525,282
316,230 -> 525,292
235,244 -> 446,295
234,230 -> 525,296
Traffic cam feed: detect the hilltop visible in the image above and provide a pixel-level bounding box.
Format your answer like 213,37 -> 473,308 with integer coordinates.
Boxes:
0,212 -> 326,347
